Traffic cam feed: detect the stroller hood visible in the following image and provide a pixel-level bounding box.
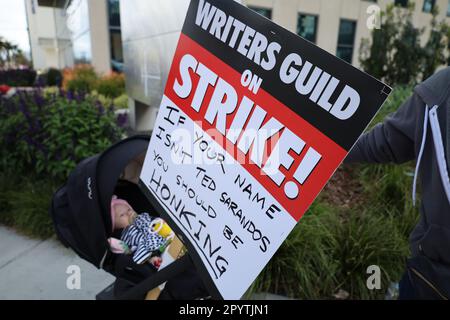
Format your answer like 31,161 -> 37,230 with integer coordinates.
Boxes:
50,135 -> 150,268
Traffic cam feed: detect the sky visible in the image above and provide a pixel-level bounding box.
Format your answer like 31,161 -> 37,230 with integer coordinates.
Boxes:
0,0 -> 30,54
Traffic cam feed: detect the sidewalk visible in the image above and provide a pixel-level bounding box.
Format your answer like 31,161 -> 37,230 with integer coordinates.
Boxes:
0,226 -> 114,300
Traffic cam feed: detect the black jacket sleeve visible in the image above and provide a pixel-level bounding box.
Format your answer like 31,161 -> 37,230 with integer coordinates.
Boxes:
345,93 -> 424,164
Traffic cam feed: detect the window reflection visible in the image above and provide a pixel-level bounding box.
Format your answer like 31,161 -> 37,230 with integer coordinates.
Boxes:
67,0 -> 92,64
108,0 -> 123,71
297,14 -> 318,43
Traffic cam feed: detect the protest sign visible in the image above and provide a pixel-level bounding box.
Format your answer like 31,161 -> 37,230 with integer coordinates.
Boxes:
139,0 -> 391,299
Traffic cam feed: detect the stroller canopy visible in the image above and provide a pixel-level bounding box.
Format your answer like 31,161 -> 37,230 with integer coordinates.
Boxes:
51,135 -> 150,268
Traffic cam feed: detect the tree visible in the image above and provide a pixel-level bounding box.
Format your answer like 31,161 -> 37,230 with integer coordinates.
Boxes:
389,6 -> 424,85
359,2 -> 449,86
359,5 -> 398,82
0,37 -> 27,69
422,7 -> 450,80
0,37 -> 7,66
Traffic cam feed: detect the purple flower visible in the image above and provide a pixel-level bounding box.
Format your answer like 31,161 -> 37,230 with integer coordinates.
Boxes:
18,97 -> 32,122
33,90 -> 45,109
34,118 -> 43,131
66,90 -> 74,101
75,91 -> 84,103
95,100 -> 105,115
117,113 -> 128,128
36,76 -> 45,88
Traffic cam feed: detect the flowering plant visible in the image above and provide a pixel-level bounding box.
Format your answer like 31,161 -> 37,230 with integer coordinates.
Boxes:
0,88 -> 125,181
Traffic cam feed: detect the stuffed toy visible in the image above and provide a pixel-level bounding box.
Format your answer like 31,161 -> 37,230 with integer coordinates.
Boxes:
108,195 -> 172,268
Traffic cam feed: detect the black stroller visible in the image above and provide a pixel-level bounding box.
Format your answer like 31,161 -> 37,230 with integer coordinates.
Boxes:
50,135 -> 209,300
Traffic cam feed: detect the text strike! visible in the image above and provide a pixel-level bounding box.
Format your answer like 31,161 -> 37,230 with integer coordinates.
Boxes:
174,54 -> 322,200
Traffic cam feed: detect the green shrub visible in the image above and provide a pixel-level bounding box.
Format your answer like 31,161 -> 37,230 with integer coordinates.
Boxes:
0,69 -> 37,87
369,85 -> 413,130
0,173 -> 14,225
63,65 -> 125,98
331,208 -> 409,299
248,201 -> 340,299
359,3 -> 449,86
96,72 -> 125,98
41,95 -> 124,179
358,162 -> 420,239
0,89 -> 124,182
42,86 -> 59,98
248,83 -> 416,299
63,64 -> 98,93
0,173 -> 55,239
249,201 -> 410,300
113,93 -> 129,109
89,90 -> 112,108
89,92 -> 128,110
358,84 -> 419,238
45,68 -> 63,87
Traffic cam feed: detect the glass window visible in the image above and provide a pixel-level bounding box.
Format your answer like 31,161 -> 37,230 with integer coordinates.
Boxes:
297,14 -> 318,43
66,0 -> 92,64
248,6 -> 272,20
66,0 -> 90,37
394,0 -> 409,7
108,0 -> 121,27
73,31 -> 92,64
336,19 -> 356,63
108,0 -> 123,71
110,29 -> 123,63
447,0 -> 450,17
422,0 -> 436,13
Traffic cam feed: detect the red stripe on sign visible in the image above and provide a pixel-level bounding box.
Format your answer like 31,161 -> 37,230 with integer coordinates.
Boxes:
163,33 -> 347,221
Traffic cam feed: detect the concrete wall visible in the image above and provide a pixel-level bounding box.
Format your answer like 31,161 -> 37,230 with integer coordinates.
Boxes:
87,0 -> 112,75
121,0 -> 190,131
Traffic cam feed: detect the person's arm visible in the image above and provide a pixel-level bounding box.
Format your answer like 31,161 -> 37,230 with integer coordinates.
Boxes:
345,93 -> 423,164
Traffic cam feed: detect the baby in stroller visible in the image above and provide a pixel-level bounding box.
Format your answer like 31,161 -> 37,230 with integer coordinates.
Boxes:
108,195 -> 173,269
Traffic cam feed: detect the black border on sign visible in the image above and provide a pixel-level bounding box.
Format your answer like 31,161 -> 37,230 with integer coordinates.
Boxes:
138,178 -> 223,300
136,0 -> 394,302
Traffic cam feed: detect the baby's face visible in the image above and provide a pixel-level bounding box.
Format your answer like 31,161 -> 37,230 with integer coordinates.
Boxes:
113,204 -> 137,229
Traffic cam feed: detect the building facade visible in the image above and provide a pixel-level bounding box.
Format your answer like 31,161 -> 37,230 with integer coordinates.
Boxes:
121,0 -> 450,132
65,0 -> 123,74
30,0 -> 124,74
25,0 -> 74,70
35,0 -> 450,132
243,0 -> 450,67
120,0 -> 191,131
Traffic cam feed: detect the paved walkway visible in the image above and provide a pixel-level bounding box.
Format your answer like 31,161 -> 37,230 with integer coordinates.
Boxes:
0,226 -> 114,300
0,226 -> 294,300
